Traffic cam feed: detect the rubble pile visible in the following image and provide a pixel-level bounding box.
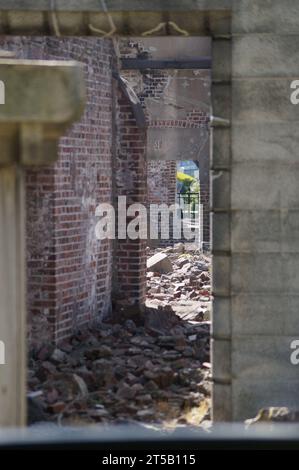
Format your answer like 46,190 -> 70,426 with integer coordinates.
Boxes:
147,243 -> 211,322
27,244 -> 212,428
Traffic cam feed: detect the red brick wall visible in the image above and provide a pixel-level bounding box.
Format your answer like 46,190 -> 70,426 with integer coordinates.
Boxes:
0,36 -> 209,349
141,69 -> 210,248
113,88 -> 147,313
120,39 -> 210,247
147,160 -> 177,247
0,37 -> 114,347
147,161 -> 177,207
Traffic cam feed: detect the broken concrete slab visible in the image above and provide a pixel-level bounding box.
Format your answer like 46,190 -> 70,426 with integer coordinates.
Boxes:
147,252 -> 173,274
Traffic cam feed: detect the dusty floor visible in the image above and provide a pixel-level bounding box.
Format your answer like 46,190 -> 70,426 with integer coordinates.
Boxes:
28,244 -> 212,429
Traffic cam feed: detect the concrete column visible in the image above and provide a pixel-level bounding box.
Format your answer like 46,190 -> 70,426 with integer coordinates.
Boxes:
0,59 -> 85,426
0,165 -> 26,425
211,36 -> 232,421
230,0 -> 299,421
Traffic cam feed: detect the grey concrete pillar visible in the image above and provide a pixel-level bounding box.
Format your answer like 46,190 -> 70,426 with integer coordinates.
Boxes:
213,0 -> 299,421
211,35 -> 232,421
230,0 -> 299,421
0,59 -> 85,426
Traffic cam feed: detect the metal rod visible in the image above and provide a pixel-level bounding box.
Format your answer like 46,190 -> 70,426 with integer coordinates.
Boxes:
121,58 -> 211,70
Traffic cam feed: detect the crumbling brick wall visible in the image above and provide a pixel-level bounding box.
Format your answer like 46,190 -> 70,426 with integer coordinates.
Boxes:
0,35 -> 209,350
120,40 -> 210,247
147,161 -> 177,208
142,68 -> 210,248
147,160 -> 177,247
0,37 -> 114,347
113,86 -> 147,313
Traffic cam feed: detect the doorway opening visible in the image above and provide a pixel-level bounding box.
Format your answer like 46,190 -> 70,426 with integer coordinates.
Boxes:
0,3 -> 234,428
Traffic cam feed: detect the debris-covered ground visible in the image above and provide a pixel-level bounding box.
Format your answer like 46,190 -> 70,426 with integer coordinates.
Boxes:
28,244 -> 212,429
146,242 -> 211,321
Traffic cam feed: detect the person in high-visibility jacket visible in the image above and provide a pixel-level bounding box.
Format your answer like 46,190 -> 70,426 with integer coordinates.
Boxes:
176,172 -> 200,194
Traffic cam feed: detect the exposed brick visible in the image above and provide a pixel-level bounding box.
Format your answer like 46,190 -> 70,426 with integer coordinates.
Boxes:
0,37 -> 114,347
120,39 -> 210,248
